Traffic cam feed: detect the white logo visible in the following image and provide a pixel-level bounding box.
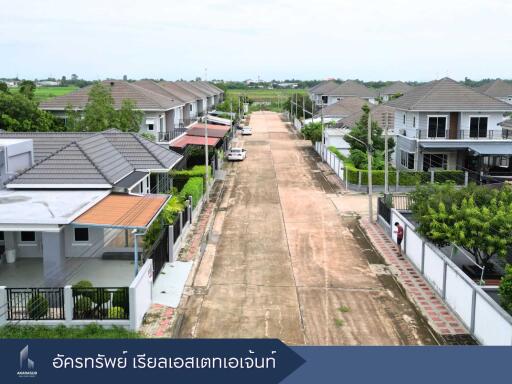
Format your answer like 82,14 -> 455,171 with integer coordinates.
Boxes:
17,345 -> 38,378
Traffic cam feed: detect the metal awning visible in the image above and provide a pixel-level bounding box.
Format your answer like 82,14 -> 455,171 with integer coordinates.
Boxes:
73,194 -> 169,230
419,141 -> 471,150
468,144 -> 512,156
169,135 -> 220,149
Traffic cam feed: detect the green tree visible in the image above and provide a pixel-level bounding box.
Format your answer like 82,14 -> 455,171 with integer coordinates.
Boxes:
64,103 -> 83,131
116,99 -> 143,132
0,82 -> 9,94
80,83 -> 117,131
18,80 -> 36,99
0,92 -> 57,131
499,265 -> 512,314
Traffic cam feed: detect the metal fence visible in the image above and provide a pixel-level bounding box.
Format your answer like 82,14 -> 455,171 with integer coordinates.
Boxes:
6,288 -> 65,320
72,287 -> 129,320
377,197 -> 391,224
144,226 -> 170,281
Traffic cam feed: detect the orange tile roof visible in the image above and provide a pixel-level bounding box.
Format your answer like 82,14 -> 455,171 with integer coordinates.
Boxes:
169,135 -> 220,149
73,194 -> 169,229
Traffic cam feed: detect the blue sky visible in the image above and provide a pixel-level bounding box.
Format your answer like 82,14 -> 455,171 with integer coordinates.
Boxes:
1,0 -> 511,81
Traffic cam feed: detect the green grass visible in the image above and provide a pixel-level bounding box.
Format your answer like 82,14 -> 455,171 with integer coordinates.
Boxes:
334,318 -> 345,327
226,88 -> 306,101
337,305 -> 351,313
0,324 -> 140,339
11,86 -> 79,101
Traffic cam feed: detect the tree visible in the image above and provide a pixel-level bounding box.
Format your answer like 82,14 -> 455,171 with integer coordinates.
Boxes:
64,103 -> 83,131
18,80 -> 36,99
301,121 -> 322,142
116,99 -> 143,132
0,82 -> 9,93
499,265 -> 512,314
344,105 -> 394,170
0,92 -> 58,131
80,83 -> 117,131
411,183 -> 512,268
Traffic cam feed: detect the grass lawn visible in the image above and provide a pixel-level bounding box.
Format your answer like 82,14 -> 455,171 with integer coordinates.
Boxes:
226,88 -> 306,101
11,86 -> 79,101
0,324 -> 140,339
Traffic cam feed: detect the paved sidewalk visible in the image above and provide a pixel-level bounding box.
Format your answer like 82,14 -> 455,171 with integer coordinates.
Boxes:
139,199 -> 216,337
361,218 -> 468,336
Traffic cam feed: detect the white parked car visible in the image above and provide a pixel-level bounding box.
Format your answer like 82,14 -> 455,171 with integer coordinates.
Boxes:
241,127 -> 252,135
227,148 -> 247,161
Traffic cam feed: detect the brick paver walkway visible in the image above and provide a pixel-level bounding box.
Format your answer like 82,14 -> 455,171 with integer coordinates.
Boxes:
139,200 -> 216,337
361,218 -> 468,336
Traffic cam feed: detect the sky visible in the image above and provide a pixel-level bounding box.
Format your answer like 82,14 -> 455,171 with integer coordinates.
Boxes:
1,0 -> 511,82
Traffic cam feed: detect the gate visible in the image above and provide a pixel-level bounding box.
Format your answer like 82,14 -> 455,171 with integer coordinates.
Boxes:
144,226 -> 169,280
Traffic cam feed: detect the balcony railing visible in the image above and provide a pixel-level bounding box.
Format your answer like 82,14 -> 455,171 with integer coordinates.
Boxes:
158,128 -> 188,142
400,129 -> 509,140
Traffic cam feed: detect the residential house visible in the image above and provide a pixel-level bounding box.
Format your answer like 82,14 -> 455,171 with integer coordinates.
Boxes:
316,97 -> 368,120
0,129 -> 182,287
477,79 -> 512,105
308,80 -> 340,106
316,80 -> 378,106
378,81 -> 413,102
388,77 -> 512,179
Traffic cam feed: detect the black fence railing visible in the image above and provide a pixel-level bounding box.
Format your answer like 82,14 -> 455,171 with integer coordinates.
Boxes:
172,214 -> 181,245
377,197 -> 391,224
182,204 -> 190,225
6,288 -> 65,320
72,287 -> 129,320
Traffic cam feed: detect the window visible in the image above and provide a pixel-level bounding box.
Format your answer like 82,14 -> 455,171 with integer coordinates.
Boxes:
189,104 -> 193,111
427,116 -> 447,138
20,231 -> 36,242
400,150 -> 415,170
321,95 -> 328,104
423,154 -> 447,171
469,117 -> 488,138
0,231 -> 4,241
74,227 -> 89,242
413,116 -> 416,128
146,119 -> 155,131
403,114 -> 406,124
147,123 -> 154,131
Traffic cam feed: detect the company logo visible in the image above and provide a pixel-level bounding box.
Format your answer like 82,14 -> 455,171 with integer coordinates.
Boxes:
17,345 -> 38,378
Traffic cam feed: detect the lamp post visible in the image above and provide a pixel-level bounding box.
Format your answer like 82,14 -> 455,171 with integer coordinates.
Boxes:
204,116 -> 209,203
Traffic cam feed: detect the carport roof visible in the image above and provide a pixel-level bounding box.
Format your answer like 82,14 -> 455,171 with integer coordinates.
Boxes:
73,193 -> 169,230
468,144 -> 512,156
419,141 -> 512,155
170,135 -> 220,149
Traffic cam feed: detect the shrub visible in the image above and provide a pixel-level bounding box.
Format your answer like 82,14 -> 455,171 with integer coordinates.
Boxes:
143,195 -> 185,249
72,280 -> 93,298
179,177 -> 204,208
74,296 -> 93,316
90,289 -> 111,306
107,307 -> 125,319
112,289 -> 129,311
499,265 -> 512,314
170,165 -> 212,180
27,294 -> 49,320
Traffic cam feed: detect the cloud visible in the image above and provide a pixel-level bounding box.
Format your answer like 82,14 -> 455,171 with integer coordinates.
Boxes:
1,0 -> 511,80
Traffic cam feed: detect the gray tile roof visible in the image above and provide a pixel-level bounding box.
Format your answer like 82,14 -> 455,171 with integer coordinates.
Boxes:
197,81 -> 224,95
385,78 -> 512,112
185,82 -> 216,97
499,119 -> 512,129
379,81 -> 413,96
157,82 -> 201,103
133,80 -> 187,104
316,97 -> 369,118
336,104 -> 395,129
309,80 -> 339,95
39,80 -> 184,111
322,80 -> 378,98
477,80 -> 512,98
0,130 -> 183,187
174,81 -> 209,99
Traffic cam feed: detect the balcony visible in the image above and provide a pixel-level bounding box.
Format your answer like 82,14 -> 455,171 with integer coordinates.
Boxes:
157,128 -> 188,143
400,129 -> 509,140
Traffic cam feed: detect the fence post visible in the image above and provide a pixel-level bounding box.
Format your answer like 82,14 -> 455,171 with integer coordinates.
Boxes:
179,211 -> 183,233
430,170 -> 435,183
464,171 -> 469,186
358,171 -> 362,190
421,242 -> 425,274
470,289 -> 477,334
396,169 -> 399,192
345,168 -> 348,189
168,225 -> 175,263
188,196 -> 193,224
0,286 -> 6,326
442,260 -> 448,300
64,285 -> 73,325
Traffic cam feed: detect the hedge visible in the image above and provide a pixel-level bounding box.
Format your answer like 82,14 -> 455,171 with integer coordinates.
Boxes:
179,177 -> 204,208
170,165 -> 212,180
328,148 -> 464,186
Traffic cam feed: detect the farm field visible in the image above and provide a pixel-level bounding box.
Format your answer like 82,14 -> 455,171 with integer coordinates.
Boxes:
11,86 -> 78,101
226,88 -> 306,101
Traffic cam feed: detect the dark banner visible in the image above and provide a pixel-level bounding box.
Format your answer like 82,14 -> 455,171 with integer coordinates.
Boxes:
1,339 -> 512,383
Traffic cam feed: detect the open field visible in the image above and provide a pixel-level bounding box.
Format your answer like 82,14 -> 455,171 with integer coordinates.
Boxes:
226,88 -> 306,101
11,86 -> 78,101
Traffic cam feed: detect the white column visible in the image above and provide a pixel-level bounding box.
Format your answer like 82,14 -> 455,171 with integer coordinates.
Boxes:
64,285 -> 73,325
0,286 -> 7,325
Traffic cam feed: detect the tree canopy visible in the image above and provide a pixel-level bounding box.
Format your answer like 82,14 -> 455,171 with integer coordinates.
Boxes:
411,183 -> 512,268
18,80 -> 36,100
0,92 -> 60,132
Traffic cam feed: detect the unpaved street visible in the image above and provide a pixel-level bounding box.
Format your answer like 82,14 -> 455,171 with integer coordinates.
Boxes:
177,111 -> 436,345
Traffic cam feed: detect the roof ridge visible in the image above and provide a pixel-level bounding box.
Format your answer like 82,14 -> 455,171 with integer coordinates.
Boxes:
132,133 -> 166,168
409,79 -> 441,109
73,134 -> 114,184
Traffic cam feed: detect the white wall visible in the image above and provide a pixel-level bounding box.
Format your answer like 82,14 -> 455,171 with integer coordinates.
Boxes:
129,258 -> 153,330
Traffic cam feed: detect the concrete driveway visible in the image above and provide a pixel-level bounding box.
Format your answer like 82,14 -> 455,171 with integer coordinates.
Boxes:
177,111 -> 436,345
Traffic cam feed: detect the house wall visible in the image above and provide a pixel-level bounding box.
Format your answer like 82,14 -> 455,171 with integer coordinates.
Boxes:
138,112 -> 164,136
165,110 -> 175,132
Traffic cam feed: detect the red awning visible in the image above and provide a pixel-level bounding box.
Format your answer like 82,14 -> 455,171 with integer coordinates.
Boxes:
187,123 -> 231,138
169,135 -> 221,149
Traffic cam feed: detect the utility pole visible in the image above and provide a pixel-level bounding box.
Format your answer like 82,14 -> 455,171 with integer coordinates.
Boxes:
367,113 -> 373,222
320,102 -> 324,145
302,95 -> 305,122
384,112 -> 390,196
204,116 -> 209,203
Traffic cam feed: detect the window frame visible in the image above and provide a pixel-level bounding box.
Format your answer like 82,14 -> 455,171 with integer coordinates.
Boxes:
469,115 -> 489,138
20,231 -> 36,243
400,150 -> 415,170
423,153 -> 448,171
73,227 -> 90,243
427,115 -> 448,138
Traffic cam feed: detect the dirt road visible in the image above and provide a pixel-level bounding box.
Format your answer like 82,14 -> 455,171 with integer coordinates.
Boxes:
177,111 -> 436,345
